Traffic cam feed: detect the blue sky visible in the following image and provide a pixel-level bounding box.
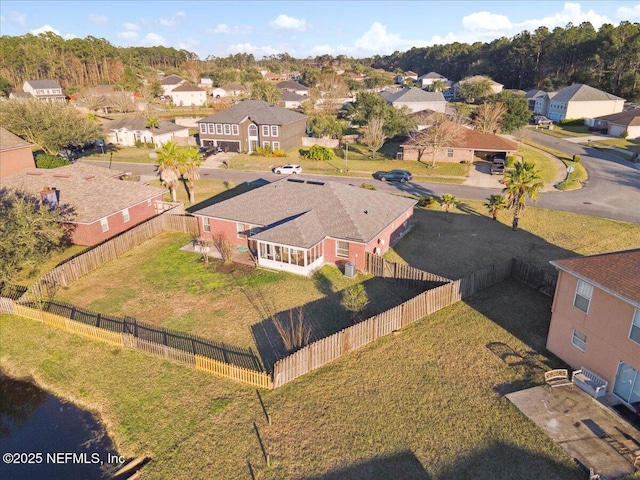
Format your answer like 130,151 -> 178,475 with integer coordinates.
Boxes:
1,1 -> 638,59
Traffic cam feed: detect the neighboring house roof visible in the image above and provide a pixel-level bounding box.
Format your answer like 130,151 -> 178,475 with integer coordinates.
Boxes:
220,83 -> 245,92
25,79 -> 63,89
2,163 -> 167,224
192,177 -> 416,248
593,108 -> 640,127
418,72 -> 446,80
170,83 -> 206,92
9,92 -> 34,99
103,117 -> 187,135
525,89 -> 546,99
552,84 -> 624,103
276,80 -> 309,91
0,127 -> 32,151
403,124 -> 518,152
198,99 -> 307,126
551,249 -> 640,307
381,87 -> 446,104
160,75 -> 184,85
279,90 -> 306,102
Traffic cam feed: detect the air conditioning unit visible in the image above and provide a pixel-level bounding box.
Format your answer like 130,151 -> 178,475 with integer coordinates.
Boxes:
344,262 -> 356,278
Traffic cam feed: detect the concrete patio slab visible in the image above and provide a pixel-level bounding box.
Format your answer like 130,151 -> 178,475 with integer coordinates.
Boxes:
507,386 -> 639,479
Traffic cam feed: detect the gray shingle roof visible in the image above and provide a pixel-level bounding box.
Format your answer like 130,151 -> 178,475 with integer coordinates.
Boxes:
160,75 -> 184,85
418,72 -> 445,80
552,84 -> 624,103
279,90 -> 306,101
25,79 -> 63,89
0,127 -> 32,151
276,80 -> 309,91
103,117 -> 188,135
192,177 -> 416,248
382,87 -> 445,104
171,83 -> 206,92
2,163 -> 167,224
198,100 -> 307,126
593,108 -> 640,126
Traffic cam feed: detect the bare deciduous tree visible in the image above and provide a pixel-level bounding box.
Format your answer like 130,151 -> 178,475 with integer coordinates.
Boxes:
361,115 -> 386,157
409,113 -> 464,167
473,101 -> 508,133
272,306 -> 311,353
212,232 -> 234,263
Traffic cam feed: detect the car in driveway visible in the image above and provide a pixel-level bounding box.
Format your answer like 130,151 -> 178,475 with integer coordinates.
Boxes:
531,115 -> 553,126
490,157 -> 506,175
372,169 -> 412,183
273,164 -> 302,174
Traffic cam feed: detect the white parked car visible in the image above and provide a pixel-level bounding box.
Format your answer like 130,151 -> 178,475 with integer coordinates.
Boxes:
273,164 -> 302,174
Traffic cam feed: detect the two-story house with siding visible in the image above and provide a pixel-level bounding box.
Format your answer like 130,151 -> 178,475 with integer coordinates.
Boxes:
546,249 -> 640,409
197,99 -> 307,153
21,79 -> 66,101
534,84 -> 625,123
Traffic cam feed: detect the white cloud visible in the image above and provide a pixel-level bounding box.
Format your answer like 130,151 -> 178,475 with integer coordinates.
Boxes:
463,11 -> 513,32
178,37 -> 199,52
334,22 -> 426,56
227,42 -> 280,57
308,44 -> 335,56
615,3 -> 640,21
159,11 -> 186,28
514,2 -> 612,32
88,14 -> 109,26
142,32 -> 166,46
123,22 -> 140,31
210,23 -> 252,34
118,31 -> 139,40
30,24 -> 60,35
0,11 -> 26,26
269,14 -> 310,32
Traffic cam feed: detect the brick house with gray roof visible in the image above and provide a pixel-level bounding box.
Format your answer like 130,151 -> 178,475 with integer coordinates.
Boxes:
547,249 -> 640,405
2,163 -> 167,246
197,99 -> 307,153
191,177 -> 416,275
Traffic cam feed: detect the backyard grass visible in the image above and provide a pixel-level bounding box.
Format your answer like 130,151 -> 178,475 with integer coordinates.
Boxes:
0,279 -> 585,479
11,244 -> 87,287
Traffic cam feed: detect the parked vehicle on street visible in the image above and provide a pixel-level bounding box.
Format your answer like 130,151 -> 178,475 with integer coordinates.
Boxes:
273,164 -> 302,174
531,115 -> 553,126
372,169 -> 412,183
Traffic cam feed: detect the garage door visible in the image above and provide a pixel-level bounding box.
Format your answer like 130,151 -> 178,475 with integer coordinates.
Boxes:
217,141 -> 241,153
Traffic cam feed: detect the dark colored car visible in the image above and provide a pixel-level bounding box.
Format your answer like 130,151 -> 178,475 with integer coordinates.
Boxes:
490,156 -> 506,175
372,169 -> 412,183
199,146 -> 216,159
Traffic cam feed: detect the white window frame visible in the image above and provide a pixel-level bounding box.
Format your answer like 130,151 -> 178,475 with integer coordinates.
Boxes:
203,217 -> 211,233
122,208 -> 130,223
224,124 -> 231,135
571,329 -> 587,352
336,240 -> 349,258
446,148 -> 454,157
216,124 -> 223,134
237,222 -> 247,239
232,124 -> 239,135
263,141 -> 271,148
146,199 -> 152,207
574,279 -> 593,313
100,217 -> 109,232
630,309 -> 640,345
272,141 -> 280,150
199,123 -> 207,134
262,125 -> 270,137
271,125 -> 279,137
208,123 -> 214,134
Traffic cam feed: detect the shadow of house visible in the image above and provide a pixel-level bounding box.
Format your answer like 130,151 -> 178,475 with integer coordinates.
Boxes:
249,272 -> 427,372
302,450 -> 431,480
435,440 -> 583,480
186,180 -> 267,214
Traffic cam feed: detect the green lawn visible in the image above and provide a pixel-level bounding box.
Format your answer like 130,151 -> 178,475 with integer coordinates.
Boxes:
529,124 -> 592,138
82,145 -> 160,164
522,140 -> 588,190
0,279 -> 584,479
517,145 -> 558,184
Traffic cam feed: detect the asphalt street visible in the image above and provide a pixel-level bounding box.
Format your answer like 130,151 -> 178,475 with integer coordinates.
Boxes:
83,132 -> 640,225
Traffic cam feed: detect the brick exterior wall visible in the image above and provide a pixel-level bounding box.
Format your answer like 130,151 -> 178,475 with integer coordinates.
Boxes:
0,146 -> 36,179
70,194 -> 164,246
401,146 -> 474,163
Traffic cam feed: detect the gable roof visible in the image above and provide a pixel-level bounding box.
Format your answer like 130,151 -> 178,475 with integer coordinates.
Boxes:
551,249 -> 640,307
192,177 -> 416,248
593,108 -> 640,127
0,127 -> 32,151
220,83 -> 245,91
103,117 -> 188,135
198,99 -> 307,126
170,82 -> 206,92
160,74 -> 184,85
279,90 -> 307,102
2,163 -> 167,224
382,87 -> 445,104
276,80 -> 309,91
552,84 -> 624,103
418,72 -> 446,80
403,124 -> 518,152
25,79 -> 62,89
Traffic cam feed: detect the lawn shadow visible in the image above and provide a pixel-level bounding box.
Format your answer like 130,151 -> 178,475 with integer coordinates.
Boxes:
436,439 -> 582,480
302,450 -> 431,480
250,273 -> 424,372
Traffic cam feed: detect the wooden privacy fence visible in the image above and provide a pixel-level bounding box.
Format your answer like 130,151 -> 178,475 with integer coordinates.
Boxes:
511,259 -> 558,296
365,254 -> 452,289
6,299 -> 271,389
22,208 -> 199,302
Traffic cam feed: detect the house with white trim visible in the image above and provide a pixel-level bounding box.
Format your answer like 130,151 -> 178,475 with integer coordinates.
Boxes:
103,117 -> 189,148
169,83 -> 207,107
534,84 -> 624,123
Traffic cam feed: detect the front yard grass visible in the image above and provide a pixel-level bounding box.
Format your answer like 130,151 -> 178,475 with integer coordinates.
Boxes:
522,140 -> 588,190
0,278 -> 583,479
529,124 -> 591,138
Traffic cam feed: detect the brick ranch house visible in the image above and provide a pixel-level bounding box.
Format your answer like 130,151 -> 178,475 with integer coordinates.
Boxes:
197,99 -> 307,153
2,163 -> 167,246
191,177 -> 416,275
547,249 -> 640,407
401,124 -> 518,162
0,127 -> 35,179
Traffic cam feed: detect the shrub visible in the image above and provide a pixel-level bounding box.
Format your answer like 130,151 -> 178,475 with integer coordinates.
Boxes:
272,148 -> 286,157
146,142 -> 155,149
35,153 -> 71,169
621,130 -> 629,139
505,156 -> 516,167
135,140 -> 144,148
572,155 -> 581,163
360,183 -> 377,190
418,195 -> 438,208
559,118 -> 583,126
306,144 -> 335,161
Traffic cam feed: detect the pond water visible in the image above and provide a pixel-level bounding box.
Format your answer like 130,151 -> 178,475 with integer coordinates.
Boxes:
0,374 -> 123,480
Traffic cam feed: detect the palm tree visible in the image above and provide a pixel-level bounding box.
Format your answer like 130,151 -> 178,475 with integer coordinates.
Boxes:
430,79 -> 447,92
156,141 -> 181,202
503,161 -> 544,230
440,193 -> 458,212
484,194 -> 507,220
178,146 -> 202,204
146,115 -> 159,138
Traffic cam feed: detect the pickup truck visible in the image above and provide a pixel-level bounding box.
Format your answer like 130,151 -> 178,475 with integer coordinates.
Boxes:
490,157 -> 506,175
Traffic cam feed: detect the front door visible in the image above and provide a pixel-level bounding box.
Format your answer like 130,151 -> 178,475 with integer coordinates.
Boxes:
613,361 -> 640,405
248,124 -> 258,153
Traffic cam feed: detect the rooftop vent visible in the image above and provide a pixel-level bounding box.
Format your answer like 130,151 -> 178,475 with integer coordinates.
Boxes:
287,178 -> 305,183
306,180 -> 325,186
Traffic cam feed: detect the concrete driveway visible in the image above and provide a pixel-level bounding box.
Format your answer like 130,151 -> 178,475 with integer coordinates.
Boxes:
463,160 -> 504,188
